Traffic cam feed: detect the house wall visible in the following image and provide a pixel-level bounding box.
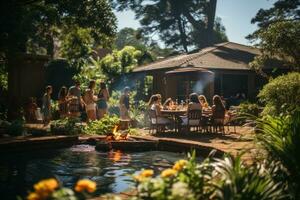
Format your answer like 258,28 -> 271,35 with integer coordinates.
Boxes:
8,54 -> 49,119
154,71 -> 214,102
133,68 -> 269,103
212,70 -> 265,100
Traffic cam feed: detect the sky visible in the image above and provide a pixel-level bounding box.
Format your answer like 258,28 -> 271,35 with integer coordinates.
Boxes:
114,0 -> 277,46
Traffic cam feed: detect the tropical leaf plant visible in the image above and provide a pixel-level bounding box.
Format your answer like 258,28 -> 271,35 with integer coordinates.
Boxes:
255,109 -> 300,198
211,154 -> 286,200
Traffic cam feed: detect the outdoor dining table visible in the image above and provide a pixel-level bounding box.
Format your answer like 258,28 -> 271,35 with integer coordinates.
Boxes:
161,108 -> 215,133
161,109 -> 187,133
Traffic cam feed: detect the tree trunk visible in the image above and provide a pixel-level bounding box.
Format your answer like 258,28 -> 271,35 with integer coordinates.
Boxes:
206,0 -> 217,45
176,15 -> 188,52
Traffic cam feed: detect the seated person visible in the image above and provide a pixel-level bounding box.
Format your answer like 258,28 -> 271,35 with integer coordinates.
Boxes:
149,95 -> 172,124
181,93 -> 202,125
198,95 -> 209,109
162,98 -> 174,110
155,93 -> 163,107
212,95 -> 226,122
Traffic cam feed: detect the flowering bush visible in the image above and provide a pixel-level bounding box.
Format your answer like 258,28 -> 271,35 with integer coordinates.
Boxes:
26,178 -> 96,200
131,152 -> 285,200
26,153 -> 287,200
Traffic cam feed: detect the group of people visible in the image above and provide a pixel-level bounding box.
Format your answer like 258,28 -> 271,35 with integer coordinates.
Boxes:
40,80 -> 131,125
147,92 -> 226,125
37,79 -> 226,127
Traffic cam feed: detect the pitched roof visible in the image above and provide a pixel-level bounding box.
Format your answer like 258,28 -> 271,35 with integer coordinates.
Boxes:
165,67 -> 214,74
133,42 -> 270,72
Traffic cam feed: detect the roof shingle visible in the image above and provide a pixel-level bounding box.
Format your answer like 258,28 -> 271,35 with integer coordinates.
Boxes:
133,42 -> 266,72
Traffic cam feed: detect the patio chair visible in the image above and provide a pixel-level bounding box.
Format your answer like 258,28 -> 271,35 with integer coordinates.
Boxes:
180,110 -> 202,133
224,111 -> 237,133
148,109 -> 171,134
208,108 -> 225,134
211,118 -> 225,134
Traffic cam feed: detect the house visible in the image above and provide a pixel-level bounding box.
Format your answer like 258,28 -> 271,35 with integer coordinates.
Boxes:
131,42 -> 284,102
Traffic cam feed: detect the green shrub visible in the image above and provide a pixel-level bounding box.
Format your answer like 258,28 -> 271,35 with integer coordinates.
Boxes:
256,110 -> 300,198
258,72 -> 300,116
130,101 -> 149,128
50,117 -> 83,135
238,102 -> 261,117
51,100 -> 60,120
84,115 -> 119,135
7,119 -> 24,136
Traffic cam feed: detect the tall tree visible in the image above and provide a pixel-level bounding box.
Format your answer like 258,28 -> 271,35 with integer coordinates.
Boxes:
111,0 -> 227,52
115,28 -> 175,64
0,0 -> 117,67
248,0 -> 300,74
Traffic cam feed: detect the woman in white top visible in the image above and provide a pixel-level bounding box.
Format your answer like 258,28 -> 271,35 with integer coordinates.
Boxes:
181,93 -> 202,125
149,95 -> 172,124
84,80 -> 97,121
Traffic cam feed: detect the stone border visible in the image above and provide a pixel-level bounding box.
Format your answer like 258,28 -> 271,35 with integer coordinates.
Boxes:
0,135 -> 225,158
0,136 -> 78,153
93,135 -> 224,158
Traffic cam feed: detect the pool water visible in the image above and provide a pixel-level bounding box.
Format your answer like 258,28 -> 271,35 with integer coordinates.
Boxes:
0,145 -> 187,200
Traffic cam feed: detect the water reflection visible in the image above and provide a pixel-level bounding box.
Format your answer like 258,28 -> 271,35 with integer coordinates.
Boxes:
0,145 -> 186,200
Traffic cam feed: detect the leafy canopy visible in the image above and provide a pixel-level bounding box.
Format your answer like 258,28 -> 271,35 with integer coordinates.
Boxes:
110,0 -> 227,52
115,27 -> 175,64
74,46 -> 142,88
248,0 -> 300,72
0,0 -> 117,67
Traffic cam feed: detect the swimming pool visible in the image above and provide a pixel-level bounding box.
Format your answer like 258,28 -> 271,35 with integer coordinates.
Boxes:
0,144 -> 188,200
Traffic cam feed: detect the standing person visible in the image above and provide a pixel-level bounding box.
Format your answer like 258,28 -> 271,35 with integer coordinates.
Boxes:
84,80 -> 97,121
58,86 -> 69,118
97,82 -> 110,119
42,85 -> 52,126
68,80 -> 84,118
119,87 -> 130,120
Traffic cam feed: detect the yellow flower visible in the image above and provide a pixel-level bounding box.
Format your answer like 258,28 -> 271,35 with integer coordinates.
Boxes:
27,192 -> 40,200
161,168 -> 177,178
140,169 -> 154,178
75,179 -> 97,193
33,178 -> 58,198
133,169 -> 154,182
173,159 -> 188,171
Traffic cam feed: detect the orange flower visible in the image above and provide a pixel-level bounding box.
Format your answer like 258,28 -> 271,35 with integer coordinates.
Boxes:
161,168 -> 177,178
33,178 -> 58,198
75,179 -> 97,193
173,159 -> 188,171
27,192 -> 40,200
